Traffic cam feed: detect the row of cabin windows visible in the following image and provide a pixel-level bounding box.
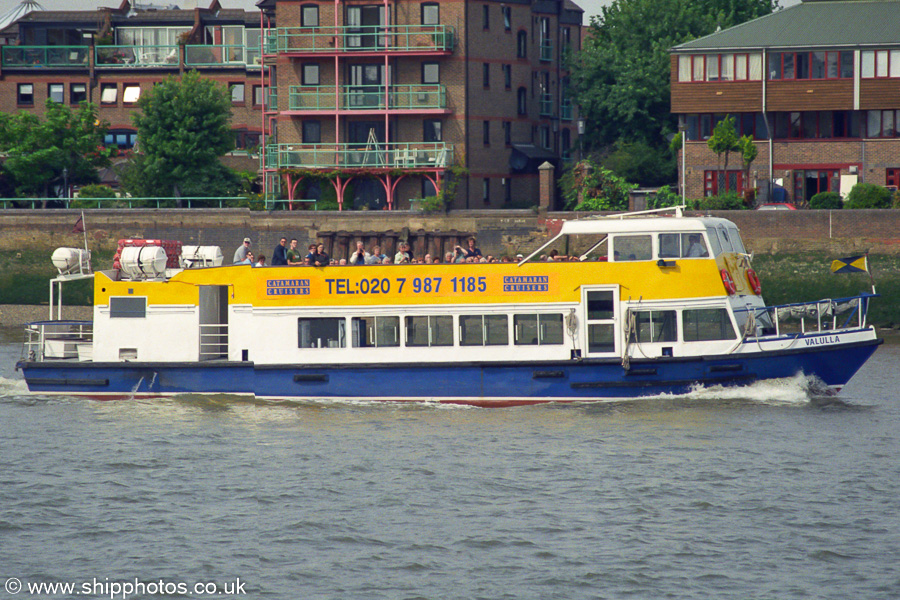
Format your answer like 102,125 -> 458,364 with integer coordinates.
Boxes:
629,308 -> 737,344
679,50 -> 900,82
297,313 -> 566,348
684,111 -> 900,141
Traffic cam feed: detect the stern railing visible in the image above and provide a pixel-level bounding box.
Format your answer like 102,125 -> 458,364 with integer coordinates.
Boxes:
23,321 -> 93,362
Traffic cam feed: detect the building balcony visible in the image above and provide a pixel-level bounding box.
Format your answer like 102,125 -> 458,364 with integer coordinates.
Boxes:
1,45 -> 89,69
95,44 -> 180,67
540,41 -> 553,62
264,142 -> 454,170
274,25 -> 455,55
286,84 -> 448,112
266,89 -> 278,112
185,44 -> 262,68
539,94 -> 553,117
561,99 -> 573,121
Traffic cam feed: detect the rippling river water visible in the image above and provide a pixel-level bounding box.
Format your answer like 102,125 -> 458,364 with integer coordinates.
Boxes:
1,327 -> 899,600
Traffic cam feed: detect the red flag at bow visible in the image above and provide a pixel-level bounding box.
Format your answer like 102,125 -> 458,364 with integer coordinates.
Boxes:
73,216 -> 84,233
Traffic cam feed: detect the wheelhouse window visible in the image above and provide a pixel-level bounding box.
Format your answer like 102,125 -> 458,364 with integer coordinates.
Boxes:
658,233 -> 709,259
612,235 -> 651,261
631,310 -> 677,344
298,317 -> 345,348
110,297 -> 146,318
352,316 -> 399,348
586,290 -> 615,353
682,308 -> 736,342
421,2 -> 439,26
514,314 -> 564,345
17,83 -> 34,106
406,315 -> 453,346
301,4 -> 319,27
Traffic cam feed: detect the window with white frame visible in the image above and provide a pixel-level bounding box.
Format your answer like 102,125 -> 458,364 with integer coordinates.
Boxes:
48,83 -> 64,103
17,83 -> 33,105
123,84 -> 141,104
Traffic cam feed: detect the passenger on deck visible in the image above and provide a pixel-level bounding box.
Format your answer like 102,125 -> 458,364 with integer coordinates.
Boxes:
366,245 -> 386,265
239,251 -> 254,265
686,234 -> 709,257
271,237 -> 288,265
305,244 -> 318,264
314,243 -> 330,267
286,239 -> 303,266
254,254 -> 266,267
457,237 -> 482,260
349,241 -> 370,265
424,254 -> 433,264
233,237 -> 251,264
394,242 -> 411,264
444,251 -> 454,264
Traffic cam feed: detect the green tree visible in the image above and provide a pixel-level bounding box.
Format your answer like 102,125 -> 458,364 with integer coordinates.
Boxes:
0,100 -> 112,202
122,70 -> 239,201
601,140 -> 676,187
560,158 -> 636,211
569,0 -> 776,184
707,115 -> 740,179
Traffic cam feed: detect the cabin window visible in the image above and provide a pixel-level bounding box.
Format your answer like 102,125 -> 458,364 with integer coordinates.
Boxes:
682,308 -> 736,342
109,297 -> 146,318
351,316 -> 400,348
612,235 -> 651,261
460,314 -> 508,346
631,310 -> 677,343
514,313 -> 564,345
586,290 -> 616,353
298,317 -> 345,348
406,315 -> 453,346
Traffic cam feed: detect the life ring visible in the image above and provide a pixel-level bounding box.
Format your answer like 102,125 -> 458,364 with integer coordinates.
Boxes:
746,268 -> 762,295
720,269 -> 737,295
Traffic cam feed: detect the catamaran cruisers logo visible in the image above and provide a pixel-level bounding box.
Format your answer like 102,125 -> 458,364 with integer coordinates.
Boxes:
805,335 -> 840,346
266,279 -> 311,295
502,275 -> 549,292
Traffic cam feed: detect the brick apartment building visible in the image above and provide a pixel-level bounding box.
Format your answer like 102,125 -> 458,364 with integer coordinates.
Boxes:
670,0 -> 900,204
0,0 -> 263,186
257,0 -> 583,209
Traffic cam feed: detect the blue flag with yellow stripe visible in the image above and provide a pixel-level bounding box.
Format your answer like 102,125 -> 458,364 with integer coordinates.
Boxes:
830,255 -> 868,274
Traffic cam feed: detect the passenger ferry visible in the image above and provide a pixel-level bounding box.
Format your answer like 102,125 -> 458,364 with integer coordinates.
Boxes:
16,209 -> 881,406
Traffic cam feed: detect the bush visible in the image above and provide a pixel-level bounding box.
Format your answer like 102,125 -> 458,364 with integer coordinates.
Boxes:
809,191 -> 842,210
648,184 -> 682,209
693,192 -> 745,211
846,183 -> 892,209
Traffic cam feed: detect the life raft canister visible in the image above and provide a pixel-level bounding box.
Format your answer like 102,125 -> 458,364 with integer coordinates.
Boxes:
746,268 -> 762,295
720,269 -> 737,295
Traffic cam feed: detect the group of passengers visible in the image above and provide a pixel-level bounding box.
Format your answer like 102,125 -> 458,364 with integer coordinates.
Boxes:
235,233 -> 703,266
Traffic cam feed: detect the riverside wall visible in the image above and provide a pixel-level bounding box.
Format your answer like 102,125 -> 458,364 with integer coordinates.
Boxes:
2,209 -> 900,259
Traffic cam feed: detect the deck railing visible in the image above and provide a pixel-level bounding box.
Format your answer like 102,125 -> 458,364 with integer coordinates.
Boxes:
264,142 -> 453,170
1,45 -> 90,68
734,294 -> 874,338
199,324 -> 228,361
275,24 -> 455,53
287,84 -> 446,111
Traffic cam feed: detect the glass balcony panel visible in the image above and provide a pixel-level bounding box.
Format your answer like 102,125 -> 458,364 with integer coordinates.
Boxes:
269,142 -> 453,169
2,45 -> 90,68
95,45 -> 179,67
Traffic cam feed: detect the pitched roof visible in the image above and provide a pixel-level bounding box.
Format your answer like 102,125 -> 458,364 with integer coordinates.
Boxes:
672,0 -> 900,52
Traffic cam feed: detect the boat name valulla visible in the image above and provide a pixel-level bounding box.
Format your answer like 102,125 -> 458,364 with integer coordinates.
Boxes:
805,335 -> 840,346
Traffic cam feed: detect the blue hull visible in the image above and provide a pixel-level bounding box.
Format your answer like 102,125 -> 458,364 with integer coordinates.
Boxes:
17,338 -> 882,405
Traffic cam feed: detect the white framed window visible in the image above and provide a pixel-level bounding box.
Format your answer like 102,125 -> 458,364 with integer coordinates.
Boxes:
100,84 -> 118,104
123,85 -> 141,104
